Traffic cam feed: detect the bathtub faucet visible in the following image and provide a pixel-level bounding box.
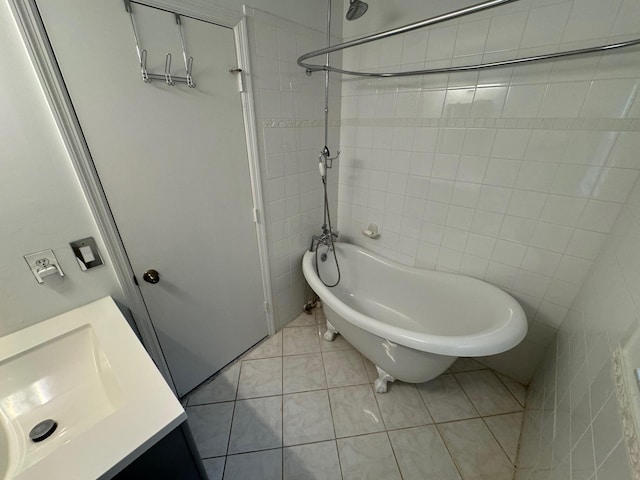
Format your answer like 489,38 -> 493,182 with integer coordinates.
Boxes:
309,228 -> 339,252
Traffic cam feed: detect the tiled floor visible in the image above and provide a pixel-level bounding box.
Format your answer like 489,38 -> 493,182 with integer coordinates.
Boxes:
185,307 -> 527,480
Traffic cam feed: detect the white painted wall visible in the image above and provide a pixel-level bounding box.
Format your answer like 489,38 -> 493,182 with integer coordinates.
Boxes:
0,1 -> 123,336
337,0 -> 640,383
2,0 -> 341,336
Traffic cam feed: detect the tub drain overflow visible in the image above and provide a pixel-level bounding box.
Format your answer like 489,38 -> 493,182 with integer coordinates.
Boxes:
29,419 -> 57,442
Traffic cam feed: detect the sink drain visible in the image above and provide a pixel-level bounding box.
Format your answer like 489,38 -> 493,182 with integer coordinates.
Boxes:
29,419 -> 57,442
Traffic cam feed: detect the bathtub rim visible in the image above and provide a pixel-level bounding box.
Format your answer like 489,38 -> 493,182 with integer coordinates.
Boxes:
302,242 -> 527,357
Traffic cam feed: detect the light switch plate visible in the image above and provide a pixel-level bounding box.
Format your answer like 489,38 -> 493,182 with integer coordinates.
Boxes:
70,237 -> 103,270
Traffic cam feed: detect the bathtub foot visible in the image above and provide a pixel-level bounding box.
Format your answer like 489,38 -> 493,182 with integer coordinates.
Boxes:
323,321 -> 338,342
374,366 -> 396,394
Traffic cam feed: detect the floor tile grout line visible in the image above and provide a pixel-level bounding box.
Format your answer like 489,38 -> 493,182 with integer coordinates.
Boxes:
314,306 -> 344,480
370,375 -> 391,431
223,356 -> 245,467
494,370 -> 527,408
215,416 -> 523,452
480,415 -> 519,468
222,399 -> 236,478
415,382 -> 437,424
384,429 -> 406,479
281,337 -> 285,480
511,410 -> 528,469
454,369 -> 526,417
451,371 -> 483,418
434,422 -> 467,480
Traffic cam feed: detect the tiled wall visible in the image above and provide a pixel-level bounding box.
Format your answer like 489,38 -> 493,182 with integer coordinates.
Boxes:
516,173 -> 640,478
337,0 -> 640,383
247,9 -> 341,330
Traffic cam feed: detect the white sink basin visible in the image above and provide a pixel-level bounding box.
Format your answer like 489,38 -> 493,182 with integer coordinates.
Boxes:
0,297 -> 186,479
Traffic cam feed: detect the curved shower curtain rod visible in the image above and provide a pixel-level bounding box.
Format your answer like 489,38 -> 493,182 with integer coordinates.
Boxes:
296,0 -> 640,78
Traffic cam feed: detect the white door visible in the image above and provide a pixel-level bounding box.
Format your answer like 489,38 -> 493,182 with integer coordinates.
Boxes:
37,1 -> 268,395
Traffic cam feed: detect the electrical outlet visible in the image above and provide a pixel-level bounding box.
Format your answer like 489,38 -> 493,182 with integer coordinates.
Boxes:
24,250 -> 65,284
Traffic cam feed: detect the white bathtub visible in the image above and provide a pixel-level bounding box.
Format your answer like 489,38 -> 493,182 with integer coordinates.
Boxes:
302,243 -> 527,392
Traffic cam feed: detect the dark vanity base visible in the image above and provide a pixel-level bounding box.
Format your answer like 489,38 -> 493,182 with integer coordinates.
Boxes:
113,422 -> 205,479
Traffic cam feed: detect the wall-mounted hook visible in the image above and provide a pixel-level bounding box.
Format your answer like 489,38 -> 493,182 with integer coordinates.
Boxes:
140,49 -> 150,83
185,56 -> 195,88
164,53 -> 174,85
175,14 -> 196,88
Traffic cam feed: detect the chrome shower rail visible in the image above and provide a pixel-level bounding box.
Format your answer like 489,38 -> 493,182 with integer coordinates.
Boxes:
297,0 -> 640,78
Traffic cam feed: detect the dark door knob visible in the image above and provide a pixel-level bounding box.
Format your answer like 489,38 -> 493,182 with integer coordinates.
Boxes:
143,269 -> 160,284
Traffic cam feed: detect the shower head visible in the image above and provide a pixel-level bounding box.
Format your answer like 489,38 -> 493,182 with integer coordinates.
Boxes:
346,0 -> 368,21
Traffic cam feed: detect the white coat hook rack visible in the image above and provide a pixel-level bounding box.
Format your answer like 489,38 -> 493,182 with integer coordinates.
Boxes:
123,0 -> 196,87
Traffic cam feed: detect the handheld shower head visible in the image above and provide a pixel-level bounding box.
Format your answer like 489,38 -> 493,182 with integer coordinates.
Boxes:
346,0 -> 368,21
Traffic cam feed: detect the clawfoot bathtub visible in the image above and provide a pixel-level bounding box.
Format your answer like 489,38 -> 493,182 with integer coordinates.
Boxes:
302,243 -> 527,393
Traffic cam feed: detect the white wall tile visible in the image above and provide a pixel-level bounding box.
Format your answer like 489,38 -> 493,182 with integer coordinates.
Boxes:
426,26 -> 457,61
437,128 -> 466,155
525,130 -> 570,162
427,178 -> 455,203
562,0 -> 622,43
507,190 -> 547,219
451,181 -> 482,207
530,222 -> 574,252
465,235 -> 496,263
564,131 -> 617,167
499,216 -> 538,244
492,129 -> 531,160
478,185 -> 513,213
565,229 -> 607,260
520,3 -> 572,49
471,210 -> 504,237
446,205 -> 475,232
516,162 -> 558,192
453,18 -> 490,57
607,132 -> 640,169
415,241 -> 440,268
521,247 -> 562,276
550,165 -> 601,197
581,79 -> 639,118
492,239 -> 527,267
577,200 -> 622,233
538,82 -> 591,118
540,194 -> 587,226
418,90 -> 446,117
484,158 -> 522,187
460,253 -> 490,278
503,85 -> 546,118
470,86 -> 508,118
442,226 -> 469,251
486,11 -> 528,53
485,261 -> 518,290
592,168 -> 639,203
612,0 -> 640,36
442,88 -> 475,118
513,269 -> 552,298
432,154 -> 459,180
337,0 -> 640,390
519,177 -> 640,478
456,156 -> 489,183
437,246 -> 463,270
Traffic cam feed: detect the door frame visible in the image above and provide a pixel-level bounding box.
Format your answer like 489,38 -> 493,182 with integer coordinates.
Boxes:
9,0 -> 275,395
